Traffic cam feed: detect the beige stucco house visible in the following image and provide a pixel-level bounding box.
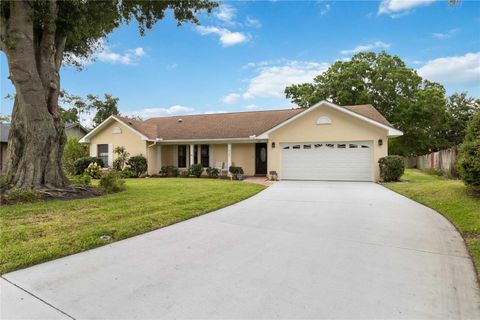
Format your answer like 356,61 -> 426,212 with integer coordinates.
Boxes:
79,101 -> 402,182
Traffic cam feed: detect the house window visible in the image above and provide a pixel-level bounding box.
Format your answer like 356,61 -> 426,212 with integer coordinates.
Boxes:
314,144 -> 323,148
97,144 -> 108,168
349,144 -> 358,148
337,144 -> 346,148
303,144 -> 312,149
201,145 -> 209,167
292,145 -> 301,149
193,145 -> 199,164
326,143 -> 334,148
178,145 -> 187,168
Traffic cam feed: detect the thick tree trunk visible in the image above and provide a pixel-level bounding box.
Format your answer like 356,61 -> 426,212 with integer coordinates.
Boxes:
3,0 -> 69,189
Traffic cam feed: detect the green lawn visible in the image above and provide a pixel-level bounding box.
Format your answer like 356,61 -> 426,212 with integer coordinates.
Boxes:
385,169 -> 480,274
0,178 -> 265,274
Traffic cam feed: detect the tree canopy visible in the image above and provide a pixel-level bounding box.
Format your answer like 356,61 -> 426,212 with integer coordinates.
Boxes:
284,51 -> 477,156
0,0 -> 218,190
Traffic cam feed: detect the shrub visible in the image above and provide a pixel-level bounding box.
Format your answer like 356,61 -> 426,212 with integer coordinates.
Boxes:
62,137 -> 89,175
126,155 -> 148,177
2,188 -> 40,204
229,166 -> 244,180
160,165 -> 179,177
69,174 -> 91,186
99,171 -> 126,193
206,167 -> 219,178
378,155 -> 405,182
179,169 -> 189,177
229,166 -> 244,175
120,169 -> 137,179
113,146 -> 130,171
188,164 -> 204,178
73,157 -> 104,175
84,162 -> 102,179
457,110 -> 480,192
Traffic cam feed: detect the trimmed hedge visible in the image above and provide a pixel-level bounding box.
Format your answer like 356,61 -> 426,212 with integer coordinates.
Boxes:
378,155 -> 405,182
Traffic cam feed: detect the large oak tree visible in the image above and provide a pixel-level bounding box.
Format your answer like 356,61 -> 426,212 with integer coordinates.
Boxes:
0,0 -> 217,190
284,51 -> 452,156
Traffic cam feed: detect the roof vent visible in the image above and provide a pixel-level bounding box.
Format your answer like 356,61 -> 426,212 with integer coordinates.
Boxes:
177,118 -> 183,123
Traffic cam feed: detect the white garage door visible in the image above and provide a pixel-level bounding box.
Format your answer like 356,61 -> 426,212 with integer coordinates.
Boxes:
281,141 -> 373,181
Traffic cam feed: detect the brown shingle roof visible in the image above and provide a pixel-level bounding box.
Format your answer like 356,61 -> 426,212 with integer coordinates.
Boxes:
116,104 -> 391,140
343,104 -> 392,127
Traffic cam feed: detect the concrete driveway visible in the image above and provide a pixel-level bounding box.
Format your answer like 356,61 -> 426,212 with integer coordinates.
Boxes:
2,181 -> 479,319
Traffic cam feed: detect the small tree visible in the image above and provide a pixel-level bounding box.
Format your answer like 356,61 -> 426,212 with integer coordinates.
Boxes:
457,110 -> 480,193
62,137 -> 88,175
126,155 -> 148,177
113,146 -> 130,171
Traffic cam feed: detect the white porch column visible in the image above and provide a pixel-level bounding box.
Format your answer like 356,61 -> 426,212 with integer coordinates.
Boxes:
190,144 -> 194,167
227,143 -> 232,170
156,145 -> 162,171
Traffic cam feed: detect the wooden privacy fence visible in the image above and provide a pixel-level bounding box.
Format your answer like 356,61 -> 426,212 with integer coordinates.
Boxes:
406,146 -> 459,177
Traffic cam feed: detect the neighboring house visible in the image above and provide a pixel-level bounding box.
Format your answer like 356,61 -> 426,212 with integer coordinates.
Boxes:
0,123 -> 9,172
79,101 -> 402,182
65,122 -> 89,139
0,122 -> 88,172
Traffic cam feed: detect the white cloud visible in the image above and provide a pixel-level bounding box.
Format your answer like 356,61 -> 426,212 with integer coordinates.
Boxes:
432,28 -> 460,39
417,52 -> 480,86
215,4 -> 236,25
166,63 -> 178,70
196,26 -> 249,47
243,60 -> 329,99
245,16 -> 262,28
96,45 -> 145,65
68,39 -> 146,66
204,110 -> 228,114
378,0 -> 435,16
320,4 -> 331,16
222,93 -> 241,104
128,105 -> 195,118
242,59 -> 287,69
244,104 -> 261,110
340,41 -> 391,55
132,47 -> 145,57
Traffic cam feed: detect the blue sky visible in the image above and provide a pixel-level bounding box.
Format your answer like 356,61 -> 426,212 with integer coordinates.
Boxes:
1,0 -> 479,125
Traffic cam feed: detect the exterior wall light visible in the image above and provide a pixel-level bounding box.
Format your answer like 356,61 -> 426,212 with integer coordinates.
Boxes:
378,139 -> 383,146
271,142 -> 276,148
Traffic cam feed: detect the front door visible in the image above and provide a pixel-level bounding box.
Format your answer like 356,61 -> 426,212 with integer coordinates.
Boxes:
255,143 -> 267,175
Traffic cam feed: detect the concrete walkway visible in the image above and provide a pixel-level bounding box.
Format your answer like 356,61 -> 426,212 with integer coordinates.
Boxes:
2,181 -> 479,319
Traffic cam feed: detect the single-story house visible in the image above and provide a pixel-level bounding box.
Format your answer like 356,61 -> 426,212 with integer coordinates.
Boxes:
79,100 -> 403,182
65,122 -> 89,139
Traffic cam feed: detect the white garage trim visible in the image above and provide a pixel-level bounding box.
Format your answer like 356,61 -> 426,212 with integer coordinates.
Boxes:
280,141 -> 373,181
257,100 -> 403,139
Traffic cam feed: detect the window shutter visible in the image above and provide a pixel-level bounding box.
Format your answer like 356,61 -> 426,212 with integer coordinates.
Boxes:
108,144 -> 114,167
90,144 -> 97,157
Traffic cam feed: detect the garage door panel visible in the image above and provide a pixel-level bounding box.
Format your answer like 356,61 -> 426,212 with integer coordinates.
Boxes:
281,141 -> 373,181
